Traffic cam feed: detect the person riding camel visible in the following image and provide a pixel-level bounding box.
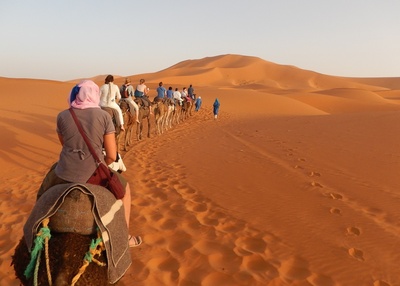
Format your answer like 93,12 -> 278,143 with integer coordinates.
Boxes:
173,87 -> 183,105
134,78 -> 153,115
181,87 -> 191,102
120,78 -> 140,123
99,75 -> 125,131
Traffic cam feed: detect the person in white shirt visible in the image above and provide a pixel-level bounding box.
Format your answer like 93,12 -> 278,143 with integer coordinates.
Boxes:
173,88 -> 183,105
100,75 -> 125,131
181,87 -> 191,102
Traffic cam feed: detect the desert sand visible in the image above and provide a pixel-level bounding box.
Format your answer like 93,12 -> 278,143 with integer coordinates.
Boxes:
1,54 -> 400,285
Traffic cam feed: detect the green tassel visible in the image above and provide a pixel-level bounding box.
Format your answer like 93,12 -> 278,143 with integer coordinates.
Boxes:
84,237 -> 102,263
24,226 -> 52,278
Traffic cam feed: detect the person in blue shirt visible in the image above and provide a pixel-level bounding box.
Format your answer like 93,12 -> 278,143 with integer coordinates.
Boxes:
166,86 -> 174,99
213,98 -> 220,119
156,82 -> 166,99
188,84 -> 195,100
195,96 -> 202,111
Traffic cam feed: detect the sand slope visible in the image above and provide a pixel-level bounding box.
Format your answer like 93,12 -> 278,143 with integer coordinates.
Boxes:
1,55 -> 400,285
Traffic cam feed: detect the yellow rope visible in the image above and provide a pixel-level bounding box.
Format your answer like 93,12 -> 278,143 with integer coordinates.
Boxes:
70,230 -> 105,286
27,217 -> 52,286
42,218 -> 53,286
33,248 -> 41,286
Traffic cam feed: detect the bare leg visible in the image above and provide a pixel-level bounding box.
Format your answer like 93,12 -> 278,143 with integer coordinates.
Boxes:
129,100 -> 140,123
122,183 -> 131,229
122,183 -> 142,247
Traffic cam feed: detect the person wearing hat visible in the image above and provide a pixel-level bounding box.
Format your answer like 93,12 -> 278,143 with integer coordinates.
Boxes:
121,78 -> 140,123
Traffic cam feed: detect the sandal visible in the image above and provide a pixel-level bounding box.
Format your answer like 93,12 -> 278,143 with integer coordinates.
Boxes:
128,235 -> 142,247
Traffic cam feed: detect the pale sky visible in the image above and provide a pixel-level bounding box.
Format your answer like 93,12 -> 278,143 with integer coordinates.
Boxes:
1,0 -> 399,81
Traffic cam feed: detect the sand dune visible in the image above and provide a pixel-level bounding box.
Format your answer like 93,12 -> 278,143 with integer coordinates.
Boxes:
1,54 -> 400,285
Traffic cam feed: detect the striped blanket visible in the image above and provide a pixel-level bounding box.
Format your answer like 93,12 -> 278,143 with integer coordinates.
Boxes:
23,183 -> 131,283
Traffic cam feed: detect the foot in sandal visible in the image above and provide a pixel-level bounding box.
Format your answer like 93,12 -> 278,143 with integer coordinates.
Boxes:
128,235 -> 143,247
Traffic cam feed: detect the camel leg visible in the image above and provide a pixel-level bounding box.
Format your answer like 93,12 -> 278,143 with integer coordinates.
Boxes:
127,126 -> 133,146
136,122 -> 141,141
147,116 -> 151,138
156,117 -> 161,135
123,128 -> 129,151
159,115 -> 164,134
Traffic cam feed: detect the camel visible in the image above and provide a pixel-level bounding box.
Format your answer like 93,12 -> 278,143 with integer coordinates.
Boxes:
172,102 -> 182,125
134,97 -> 151,141
153,99 -> 167,135
119,100 -> 135,151
181,97 -> 193,121
13,232 -> 109,286
12,184 -> 131,286
153,98 -> 175,135
101,107 -> 121,147
163,98 -> 175,130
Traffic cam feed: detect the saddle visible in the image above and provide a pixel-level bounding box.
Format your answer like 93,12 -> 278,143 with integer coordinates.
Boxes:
153,97 -> 163,103
101,106 -> 122,127
136,97 -> 150,108
119,99 -> 130,111
24,183 -> 132,283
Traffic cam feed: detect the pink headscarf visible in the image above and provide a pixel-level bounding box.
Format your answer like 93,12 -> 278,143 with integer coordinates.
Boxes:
70,80 -> 100,109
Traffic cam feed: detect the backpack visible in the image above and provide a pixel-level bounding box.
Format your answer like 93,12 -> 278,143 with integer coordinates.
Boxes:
121,85 -> 129,98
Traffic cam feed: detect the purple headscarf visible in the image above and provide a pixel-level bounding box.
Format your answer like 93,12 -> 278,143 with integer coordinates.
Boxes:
69,80 -> 100,109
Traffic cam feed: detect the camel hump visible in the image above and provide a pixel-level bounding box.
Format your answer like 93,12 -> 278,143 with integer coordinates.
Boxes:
49,189 -> 96,235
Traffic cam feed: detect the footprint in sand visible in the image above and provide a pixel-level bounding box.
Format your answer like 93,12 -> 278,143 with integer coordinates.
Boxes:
241,255 -> 279,278
329,208 -> 341,215
348,247 -> 364,261
310,181 -> 323,188
234,236 -> 267,254
279,256 -> 311,281
373,280 -> 391,286
294,165 -> 304,169
309,171 -> 321,177
185,200 -> 208,213
298,158 -> 306,162
329,193 -> 343,200
346,226 -> 361,236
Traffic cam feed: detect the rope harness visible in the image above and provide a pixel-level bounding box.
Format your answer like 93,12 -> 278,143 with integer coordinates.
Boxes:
24,219 -> 106,286
24,217 -> 52,286
71,229 -> 106,286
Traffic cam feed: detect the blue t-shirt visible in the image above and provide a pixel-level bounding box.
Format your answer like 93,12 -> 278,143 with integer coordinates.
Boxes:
166,89 -> 173,99
156,86 -> 166,98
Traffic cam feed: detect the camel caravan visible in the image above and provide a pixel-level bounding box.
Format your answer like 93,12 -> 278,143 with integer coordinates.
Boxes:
11,77 -> 200,286
114,79 -> 197,151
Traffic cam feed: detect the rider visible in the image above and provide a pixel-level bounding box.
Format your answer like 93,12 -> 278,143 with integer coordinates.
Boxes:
134,79 -> 153,115
37,80 -> 141,247
156,81 -> 166,100
188,84 -> 195,100
99,75 -> 125,131
181,87 -> 191,101
120,78 -> 140,123
166,86 -> 174,99
173,88 -> 183,105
